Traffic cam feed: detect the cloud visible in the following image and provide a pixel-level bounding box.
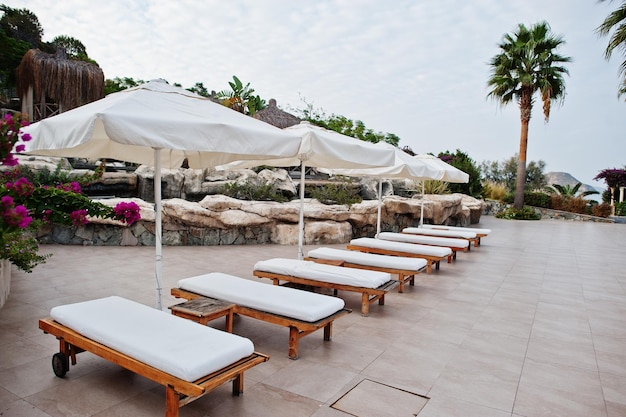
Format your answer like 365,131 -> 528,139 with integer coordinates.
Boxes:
8,0 -> 626,188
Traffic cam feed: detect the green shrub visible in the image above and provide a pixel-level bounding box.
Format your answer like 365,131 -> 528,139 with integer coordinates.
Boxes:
438,149 -> 483,198
309,183 -> 362,206
524,191 -> 551,208
615,201 -> 626,216
592,203 -> 613,218
495,206 -> 541,220
219,182 -> 289,202
9,163 -> 103,187
502,193 -> 514,204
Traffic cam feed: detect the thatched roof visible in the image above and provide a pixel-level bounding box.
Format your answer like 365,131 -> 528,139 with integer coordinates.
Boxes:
253,98 -> 300,128
16,49 -> 105,111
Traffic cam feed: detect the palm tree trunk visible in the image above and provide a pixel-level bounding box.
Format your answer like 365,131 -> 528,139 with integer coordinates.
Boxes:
514,93 -> 532,210
514,121 -> 529,209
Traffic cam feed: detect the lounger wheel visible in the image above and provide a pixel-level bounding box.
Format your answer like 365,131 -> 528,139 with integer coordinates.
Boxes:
52,352 -> 69,377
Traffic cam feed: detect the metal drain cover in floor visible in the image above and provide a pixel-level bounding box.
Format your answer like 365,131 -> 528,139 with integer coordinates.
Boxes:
331,379 -> 429,417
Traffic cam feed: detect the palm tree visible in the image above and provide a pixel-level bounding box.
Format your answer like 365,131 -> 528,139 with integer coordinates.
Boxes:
546,182 -> 599,199
487,21 -> 571,210
596,0 -> 626,97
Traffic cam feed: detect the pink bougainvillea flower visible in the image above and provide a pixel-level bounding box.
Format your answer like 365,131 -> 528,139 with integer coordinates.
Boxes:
69,209 -> 89,226
113,201 -> 141,225
7,177 -> 35,197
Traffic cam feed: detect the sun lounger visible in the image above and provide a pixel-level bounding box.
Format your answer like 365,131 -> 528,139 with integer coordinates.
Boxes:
421,224 -> 491,245
378,231 -> 469,258
305,247 -> 427,293
39,296 -> 269,417
253,258 -> 397,316
346,237 -> 452,273
171,273 -> 350,359
402,227 -> 480,247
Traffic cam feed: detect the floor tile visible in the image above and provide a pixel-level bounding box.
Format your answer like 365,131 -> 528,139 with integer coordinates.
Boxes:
2,217 -> 625,416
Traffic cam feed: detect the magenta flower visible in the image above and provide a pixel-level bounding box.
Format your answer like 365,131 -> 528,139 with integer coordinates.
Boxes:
55,181 -> 82,193
2,195 -> 14,206
69,210 -> 89,226
13,205 -> 32,228
7,177 -> 35,197
1,198 -> 32,229
113,201 -> 141,225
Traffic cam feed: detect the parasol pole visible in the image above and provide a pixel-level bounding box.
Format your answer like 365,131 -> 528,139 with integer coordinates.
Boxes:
154,148 -> 163,310
298,160 -> 306,260
376,178 -> 382,237
420,180 -> 425,227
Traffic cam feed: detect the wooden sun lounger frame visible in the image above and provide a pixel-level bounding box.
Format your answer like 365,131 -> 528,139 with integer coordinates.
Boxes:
346,243 -> 450,274
171,288 -> 351,360
39,318 -> 269,417
389,235 -> 468,258
252,269 -> 398,316
424,226 -> 488,246
402,230 -> 480,248
303,257 -> 426,293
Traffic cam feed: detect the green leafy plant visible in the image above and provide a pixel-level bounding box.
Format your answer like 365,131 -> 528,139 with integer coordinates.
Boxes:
1,113 -> 141,272
495,206 -> 541,220
309,183 -> 362,206
219,182 -> 289,202
546,182 -> 599,199
0,221 -> 50,273
438,149 -> 483,197
215,75 -> 266,116
615,201 -> 626,216
524,191 -> 551,208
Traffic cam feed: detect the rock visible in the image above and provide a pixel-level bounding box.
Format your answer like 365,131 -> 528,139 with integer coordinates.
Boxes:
181,168 -> 207,199
414,194 -> 463,224
214,209 -> 272,227
198,195 -> 243,211
459,194 -> 485,225
270,220 -> 352,245
241,200 -> 301,223
348,200 -> 379,228
302,200 -> 351,221
257,168 -> 297,196
305,221 -> 352,244
9,155 -> 73,171
271,223 -> 299,245
135,165 -> 185,201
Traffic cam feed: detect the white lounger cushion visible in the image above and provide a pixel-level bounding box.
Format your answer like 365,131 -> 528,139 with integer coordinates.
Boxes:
308,247 -> 427,271
421,224 -> 491,235
254,258 -> 392,289
50,296 -> 254,382
177,273 -> 345,322
378,232 -> 469,249
402,227 -> 477,239
350,237 -> 452,257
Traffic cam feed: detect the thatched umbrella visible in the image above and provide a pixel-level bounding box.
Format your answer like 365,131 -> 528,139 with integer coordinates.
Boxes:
253,98 -> 301,128
16,48 -> 104,120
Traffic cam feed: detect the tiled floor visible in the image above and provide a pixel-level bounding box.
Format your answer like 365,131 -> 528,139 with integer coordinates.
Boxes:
1,215 -> 625,417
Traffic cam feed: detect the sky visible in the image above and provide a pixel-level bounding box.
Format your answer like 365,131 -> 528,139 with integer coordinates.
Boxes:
8,0 -> 626,192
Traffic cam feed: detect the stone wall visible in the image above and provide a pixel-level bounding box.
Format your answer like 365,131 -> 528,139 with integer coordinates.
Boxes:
482,200 -> 615,223
38,194 -> 485,247
13,156 -> 486,247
